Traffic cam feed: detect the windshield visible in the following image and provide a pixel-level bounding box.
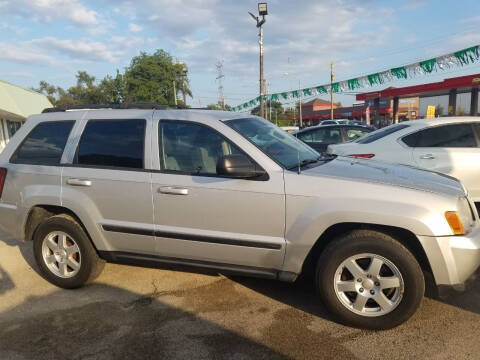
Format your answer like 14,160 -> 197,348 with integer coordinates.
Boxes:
225,117 -> 320,169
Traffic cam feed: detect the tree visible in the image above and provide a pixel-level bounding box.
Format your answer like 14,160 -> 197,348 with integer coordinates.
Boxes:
456,104 -> 465,116
206,102 -> 232,110
251,100 -> 285,120
123,50 -> 192,104
34,49 -> 192,108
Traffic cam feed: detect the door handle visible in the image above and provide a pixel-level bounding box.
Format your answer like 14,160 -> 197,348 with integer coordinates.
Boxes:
67,178 -> 92,187
420,154 -> 435,160
158,186 -> 189,195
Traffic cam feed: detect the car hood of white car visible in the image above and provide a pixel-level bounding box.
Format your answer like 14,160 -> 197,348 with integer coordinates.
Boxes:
301,156 -> 466,198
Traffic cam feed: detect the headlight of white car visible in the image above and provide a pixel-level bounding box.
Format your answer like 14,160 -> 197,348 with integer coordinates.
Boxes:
445,197 -> 474,235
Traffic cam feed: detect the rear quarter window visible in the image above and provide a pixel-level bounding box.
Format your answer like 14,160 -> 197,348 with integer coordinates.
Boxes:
356,124 -> 410,144
402,124 -> 477,148
10,121 -> 74,165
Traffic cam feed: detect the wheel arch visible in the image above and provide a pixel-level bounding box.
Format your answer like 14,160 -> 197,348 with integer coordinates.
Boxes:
24,205 -> 95,249
301,222 -> 433,278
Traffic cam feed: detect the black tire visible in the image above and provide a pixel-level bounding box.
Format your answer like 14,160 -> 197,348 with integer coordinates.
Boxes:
33,214 -> 105,289
316,229 -> 424,330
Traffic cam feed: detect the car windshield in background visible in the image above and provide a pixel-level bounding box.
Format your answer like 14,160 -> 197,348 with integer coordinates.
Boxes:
225,117 -> 320,169
355,124 -> 410,144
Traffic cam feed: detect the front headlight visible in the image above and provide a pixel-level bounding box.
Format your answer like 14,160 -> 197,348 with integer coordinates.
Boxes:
445,197 -> 474,235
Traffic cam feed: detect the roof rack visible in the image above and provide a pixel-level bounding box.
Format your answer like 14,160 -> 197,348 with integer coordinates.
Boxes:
41,103 -> 195,113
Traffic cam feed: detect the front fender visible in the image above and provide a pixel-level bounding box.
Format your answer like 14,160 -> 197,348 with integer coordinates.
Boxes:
282,192 -> 454,275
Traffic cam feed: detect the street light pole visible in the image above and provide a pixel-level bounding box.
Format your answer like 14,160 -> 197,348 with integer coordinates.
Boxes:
260,25 -> 264,118
172,80 -> 177,106
330,62 -> 334,121
249,3 -> 267,118
299,80 -> 303,128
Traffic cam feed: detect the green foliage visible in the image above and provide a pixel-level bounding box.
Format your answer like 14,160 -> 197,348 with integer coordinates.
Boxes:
34,49 -> 192,108
206,102 -> 232,111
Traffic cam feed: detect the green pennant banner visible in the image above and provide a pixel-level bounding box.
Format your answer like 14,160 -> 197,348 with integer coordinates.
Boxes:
454,46 -> 480,65
420,58 -> 436,73
331,83 -> 339,93
348,78 -> 360,90
232,44 -> 480,111
390,67 -> 407,79
367,73 -> 382,86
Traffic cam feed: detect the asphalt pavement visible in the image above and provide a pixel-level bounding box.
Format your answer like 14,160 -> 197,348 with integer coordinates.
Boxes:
0,229 -> 479,360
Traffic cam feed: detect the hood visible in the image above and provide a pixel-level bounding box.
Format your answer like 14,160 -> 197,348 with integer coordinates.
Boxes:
302,156 -> 466,198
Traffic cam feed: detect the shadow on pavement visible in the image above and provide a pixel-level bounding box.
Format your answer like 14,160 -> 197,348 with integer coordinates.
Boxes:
0,265 -> 14,296
0,279 -> 361,360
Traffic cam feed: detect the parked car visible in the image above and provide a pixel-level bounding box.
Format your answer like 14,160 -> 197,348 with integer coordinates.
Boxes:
320,120 -> 338,125
327,117 -> 480,204
293,124 -> 373,153
280,126 -> 299,133
0,107 -> 479,330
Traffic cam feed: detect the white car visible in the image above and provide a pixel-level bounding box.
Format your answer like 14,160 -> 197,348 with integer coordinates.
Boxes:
327,117 -> 480,203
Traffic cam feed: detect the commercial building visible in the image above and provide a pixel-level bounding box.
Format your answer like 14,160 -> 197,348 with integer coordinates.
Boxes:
0,79 -> 52,152
290,73 -> 480,128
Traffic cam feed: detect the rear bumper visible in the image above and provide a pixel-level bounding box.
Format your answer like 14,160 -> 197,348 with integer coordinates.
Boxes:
418,226 -> 480,287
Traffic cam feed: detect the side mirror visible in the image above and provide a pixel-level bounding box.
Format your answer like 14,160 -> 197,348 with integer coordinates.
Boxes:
217,154 -> 266,179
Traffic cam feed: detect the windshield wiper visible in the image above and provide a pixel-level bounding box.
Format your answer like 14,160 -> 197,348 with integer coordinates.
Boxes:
286,158 -> 319,170
286,154 -> 337,171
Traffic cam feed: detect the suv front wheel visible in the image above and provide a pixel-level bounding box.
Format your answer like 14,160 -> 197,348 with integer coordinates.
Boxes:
33,214 -> 105,289
316,229 -> 424,330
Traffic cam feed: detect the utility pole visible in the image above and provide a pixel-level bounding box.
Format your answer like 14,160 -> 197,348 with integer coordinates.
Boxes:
216,60 -> 225,110
173,80 -> 177,106
299,80 -> 303,128
249,3 -> 268,118
330,62 -> 334,121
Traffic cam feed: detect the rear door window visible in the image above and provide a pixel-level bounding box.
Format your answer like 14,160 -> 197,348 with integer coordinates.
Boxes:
10,121 -> 74,165
403,124 -> 477,148
75,119 -> 145,169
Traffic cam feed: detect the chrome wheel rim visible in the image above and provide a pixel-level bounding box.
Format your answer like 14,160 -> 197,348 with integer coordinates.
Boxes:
41,231 -> 81,278
334,253 -> 404,317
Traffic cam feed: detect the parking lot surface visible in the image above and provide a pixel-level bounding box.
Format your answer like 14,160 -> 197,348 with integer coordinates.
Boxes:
0,230 -> 479,360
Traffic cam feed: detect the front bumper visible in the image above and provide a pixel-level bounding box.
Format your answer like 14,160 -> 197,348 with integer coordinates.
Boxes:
417,225 -> 480,287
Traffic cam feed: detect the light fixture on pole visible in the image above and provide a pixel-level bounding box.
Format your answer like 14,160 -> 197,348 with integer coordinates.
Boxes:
249,2 -> 267,118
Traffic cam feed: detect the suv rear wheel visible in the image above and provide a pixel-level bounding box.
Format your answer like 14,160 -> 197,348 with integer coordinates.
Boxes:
33,214 -> 105,289
316,229 -> 424,329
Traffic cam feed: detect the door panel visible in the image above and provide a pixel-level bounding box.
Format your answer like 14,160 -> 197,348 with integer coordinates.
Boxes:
62,167 -> 155,253
411,124 -> 480,200
61,118 -> 155,253
152,120 -> 285,269
413,147 -> 480,199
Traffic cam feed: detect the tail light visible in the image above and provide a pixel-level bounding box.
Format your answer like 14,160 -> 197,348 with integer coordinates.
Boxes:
348,154 -> 375,159
0,168 -> 7,199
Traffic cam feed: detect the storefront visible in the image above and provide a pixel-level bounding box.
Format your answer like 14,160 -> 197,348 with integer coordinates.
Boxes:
0,79 -> 52,152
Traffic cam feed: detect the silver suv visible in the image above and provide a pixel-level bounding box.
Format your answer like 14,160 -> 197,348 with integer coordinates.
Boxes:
0,107 -> 479,330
